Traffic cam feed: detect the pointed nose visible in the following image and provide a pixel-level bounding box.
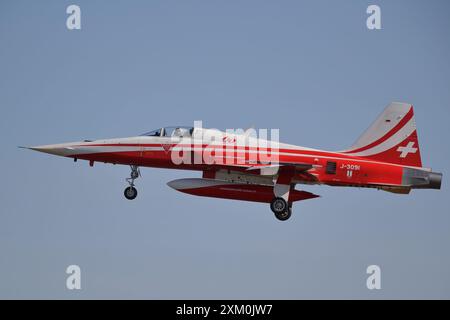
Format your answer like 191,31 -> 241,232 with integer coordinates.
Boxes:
26,143 -> 77,157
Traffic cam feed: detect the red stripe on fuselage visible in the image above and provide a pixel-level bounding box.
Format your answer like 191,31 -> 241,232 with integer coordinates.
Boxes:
74,143 -> 363,160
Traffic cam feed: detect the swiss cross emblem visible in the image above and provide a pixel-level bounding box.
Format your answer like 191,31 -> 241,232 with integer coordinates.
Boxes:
161,144 -> 172,153
397,141 -> 418,158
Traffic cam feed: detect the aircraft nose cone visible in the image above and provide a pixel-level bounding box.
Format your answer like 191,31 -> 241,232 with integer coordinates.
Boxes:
25,143 -> 77,157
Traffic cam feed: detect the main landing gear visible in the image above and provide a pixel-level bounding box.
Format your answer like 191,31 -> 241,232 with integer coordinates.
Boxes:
270,197 -> 292,221
124,165 -> 140,200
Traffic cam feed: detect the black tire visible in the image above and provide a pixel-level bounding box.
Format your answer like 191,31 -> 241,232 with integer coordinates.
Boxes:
270,197 -> 291,221
124,186 -> 138,200
274,207 -> 292,221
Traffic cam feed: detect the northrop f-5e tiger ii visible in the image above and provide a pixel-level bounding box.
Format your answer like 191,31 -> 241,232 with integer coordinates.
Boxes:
23,102 -> 442,221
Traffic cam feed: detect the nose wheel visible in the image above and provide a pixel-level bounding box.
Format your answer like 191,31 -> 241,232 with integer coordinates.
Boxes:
270,197 -> 292,221
124,186 -> 138,200
124,165 -> 140,200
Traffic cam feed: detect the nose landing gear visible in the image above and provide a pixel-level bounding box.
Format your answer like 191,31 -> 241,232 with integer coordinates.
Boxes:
124,186 -> 138,200
124,165 -> 140,200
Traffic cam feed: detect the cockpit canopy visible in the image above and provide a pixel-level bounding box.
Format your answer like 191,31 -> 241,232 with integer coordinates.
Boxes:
141,126 -> 194,138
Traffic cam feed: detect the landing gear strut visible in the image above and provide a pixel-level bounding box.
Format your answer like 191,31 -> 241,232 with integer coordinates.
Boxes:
124,165 -> 140,200
270,197 -> 292,221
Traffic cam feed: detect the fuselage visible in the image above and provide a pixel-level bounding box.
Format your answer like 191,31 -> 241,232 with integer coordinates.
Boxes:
29,127 -> 441,193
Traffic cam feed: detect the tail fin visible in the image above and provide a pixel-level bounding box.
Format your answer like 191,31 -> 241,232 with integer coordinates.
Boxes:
343,102 -> 422,167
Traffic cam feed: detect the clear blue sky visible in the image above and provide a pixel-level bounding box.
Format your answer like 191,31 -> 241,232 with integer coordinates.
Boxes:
1,0 -> 449,299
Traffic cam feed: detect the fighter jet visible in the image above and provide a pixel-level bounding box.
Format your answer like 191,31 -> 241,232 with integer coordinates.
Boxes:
23,102 -> 442,221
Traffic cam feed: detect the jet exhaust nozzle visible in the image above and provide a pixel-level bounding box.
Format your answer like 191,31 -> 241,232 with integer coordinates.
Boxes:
427,171 -> 442,190
403,168 -> 442,190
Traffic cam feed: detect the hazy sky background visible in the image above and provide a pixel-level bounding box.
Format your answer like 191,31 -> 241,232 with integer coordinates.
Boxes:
1,0 -> 449,299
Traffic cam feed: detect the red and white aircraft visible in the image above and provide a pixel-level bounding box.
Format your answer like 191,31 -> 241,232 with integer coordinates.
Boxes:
24,102 -> 442,221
